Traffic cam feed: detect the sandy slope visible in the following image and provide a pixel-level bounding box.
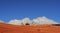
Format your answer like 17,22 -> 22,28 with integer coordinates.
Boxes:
0,23 -> 60,33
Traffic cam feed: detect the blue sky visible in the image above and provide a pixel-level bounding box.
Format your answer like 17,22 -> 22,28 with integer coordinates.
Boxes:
0,0 -> 60,22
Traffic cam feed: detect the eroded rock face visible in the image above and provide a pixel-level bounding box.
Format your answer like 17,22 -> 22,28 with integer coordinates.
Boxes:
0,23 -> 60,33
8,16 -> 59,25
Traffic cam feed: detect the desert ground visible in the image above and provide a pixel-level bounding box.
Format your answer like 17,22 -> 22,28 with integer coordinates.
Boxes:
0,23 -> 60,33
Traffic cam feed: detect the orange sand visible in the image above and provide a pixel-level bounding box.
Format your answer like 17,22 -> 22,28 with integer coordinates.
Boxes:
0,23 -> 60,33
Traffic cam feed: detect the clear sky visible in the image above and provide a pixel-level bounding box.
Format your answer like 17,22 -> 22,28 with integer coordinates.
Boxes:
0,0 -> 60,22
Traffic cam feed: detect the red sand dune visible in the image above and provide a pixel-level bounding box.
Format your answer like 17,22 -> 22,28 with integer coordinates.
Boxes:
0,22 -> 60,33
